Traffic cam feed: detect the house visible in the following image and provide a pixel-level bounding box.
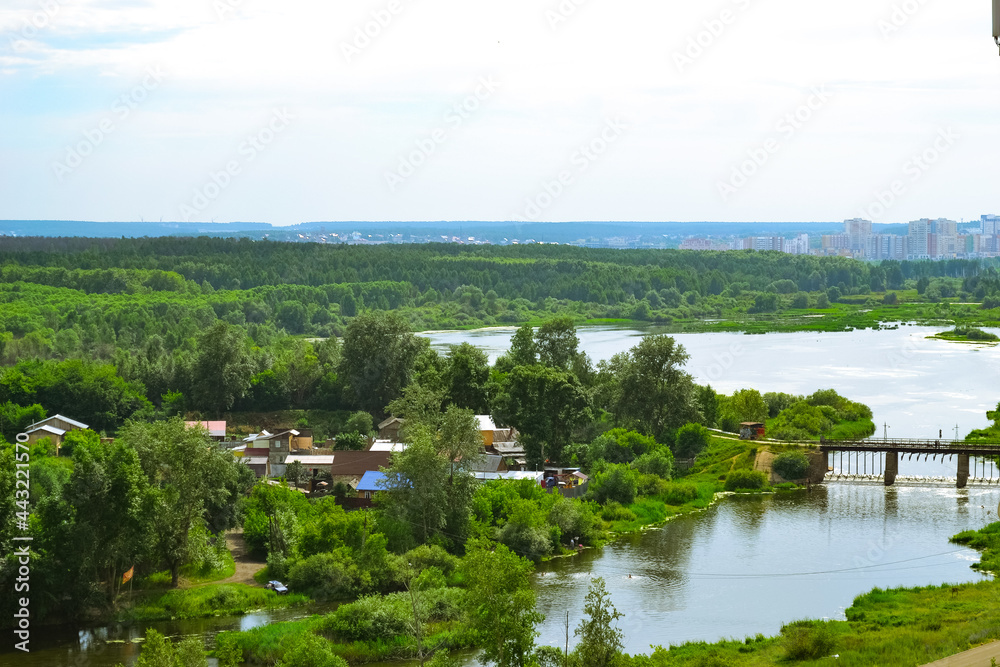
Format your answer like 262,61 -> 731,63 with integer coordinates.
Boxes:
184,420 -> 227,441
247,429 -> 314,477
474,415 -> 497,447
24,415 -> 89,454
284,454 -> 335,479
471,454 -> 506,474
356,471 -> 387,499
377,416 -> 405,442
490,440 -> 526,471
368,440 -> 407,453
238,447 -> 271,477
330,451 -> 393,489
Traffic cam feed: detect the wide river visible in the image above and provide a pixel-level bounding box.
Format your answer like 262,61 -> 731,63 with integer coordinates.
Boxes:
9,325 -> 1000,665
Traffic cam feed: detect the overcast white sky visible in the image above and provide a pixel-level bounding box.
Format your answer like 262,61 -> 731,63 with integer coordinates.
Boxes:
1,0 -> 998,226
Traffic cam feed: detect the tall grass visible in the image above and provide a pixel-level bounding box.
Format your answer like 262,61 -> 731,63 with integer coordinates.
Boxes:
122,583 -> 308,622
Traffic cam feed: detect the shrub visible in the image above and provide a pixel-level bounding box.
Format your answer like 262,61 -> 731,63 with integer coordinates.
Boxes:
772,451 -> 810,481
675,423 -> 710,459
632,450 -> 674,478
599,502 -> 637,522
286,550 -> 360,600
403,544 -> 460,576
320,594 -> 413,642
724,470 -> 767,491
589,464 -> 639,506
781,620 -> 836,660
660,482 -> 700,506
278,632 -> 349,667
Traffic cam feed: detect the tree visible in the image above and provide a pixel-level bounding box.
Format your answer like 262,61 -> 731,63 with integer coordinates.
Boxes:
285,460 -> 307,489
463,541 -> 542,667
599,335 -> 699,439
494,365 -> 590,468
338,312 -> 424,417
0,401 -> 45,443
122,418 -> 241,587
729,388 -> 768,424
535,316 -> 579,370
574,577 -> 624,667
344,411 -> 374,436
378,432 -> 450,546
674,423 -> 710,459
445,343 -> 490,413
773,451 -> 810,481
589,464 -> 638,506
190,321 -> 256,415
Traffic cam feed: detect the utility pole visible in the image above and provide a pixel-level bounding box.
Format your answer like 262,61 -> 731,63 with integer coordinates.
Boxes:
883,422 -> 889,440
564,610 -> 569,667
955,424 -> 960,441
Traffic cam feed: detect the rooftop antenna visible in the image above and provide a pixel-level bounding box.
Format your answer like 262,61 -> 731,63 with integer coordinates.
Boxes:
994,0 -> 1000,54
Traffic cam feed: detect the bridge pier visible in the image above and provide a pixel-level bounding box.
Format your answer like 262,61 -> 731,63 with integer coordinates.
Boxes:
957,454 -> 969,489
884,451 -> 898,486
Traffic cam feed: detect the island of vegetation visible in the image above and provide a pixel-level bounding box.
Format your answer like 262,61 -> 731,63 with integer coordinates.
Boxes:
929,326 -> 1000,344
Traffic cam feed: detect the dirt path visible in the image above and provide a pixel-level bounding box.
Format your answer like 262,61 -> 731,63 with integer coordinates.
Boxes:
183,528 -> 266,588
920,641 -> 1000,666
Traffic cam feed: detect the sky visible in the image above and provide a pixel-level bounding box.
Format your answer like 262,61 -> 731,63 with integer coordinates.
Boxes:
1,0 -> 998,226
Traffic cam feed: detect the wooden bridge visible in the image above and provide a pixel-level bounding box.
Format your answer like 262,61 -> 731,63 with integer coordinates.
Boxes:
818,438 -> 1000,487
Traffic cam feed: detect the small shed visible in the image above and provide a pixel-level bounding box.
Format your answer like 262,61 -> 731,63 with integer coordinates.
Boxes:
740,422 -> 766,440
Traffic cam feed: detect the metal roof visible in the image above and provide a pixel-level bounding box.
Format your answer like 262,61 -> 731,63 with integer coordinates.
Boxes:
356,471 -> 387,492
475,415 -> 497,431
285,454 -> 335,465
27,424 -> 66,436
26,415 -> 88,431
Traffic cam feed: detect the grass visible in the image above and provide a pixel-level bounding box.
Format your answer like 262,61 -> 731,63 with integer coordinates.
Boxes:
930,326 -> 1000,344
118,583 -> 308,622
220,613 -> 476,665
640,580 -> 1000,666
952,522 -> 1000,575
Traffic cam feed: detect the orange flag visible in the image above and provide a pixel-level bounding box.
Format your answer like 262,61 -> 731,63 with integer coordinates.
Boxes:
122,566 -> 134,585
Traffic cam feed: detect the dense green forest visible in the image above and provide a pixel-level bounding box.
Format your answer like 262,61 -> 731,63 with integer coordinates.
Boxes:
0,237 -> 996,433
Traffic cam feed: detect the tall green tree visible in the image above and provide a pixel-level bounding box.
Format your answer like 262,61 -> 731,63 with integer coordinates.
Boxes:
535,316 -> 579,370
191,321 -> 256,415
122,419 -> 241,586
463,540 -> 542,667
494,365 -> 590,468
598,335 -> 699,439
574,577 -> 624,667
338,312 -> 424,417
378,431 -> 450,547
445,343 -> 490,413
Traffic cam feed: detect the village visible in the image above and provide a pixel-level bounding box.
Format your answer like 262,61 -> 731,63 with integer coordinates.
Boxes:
21,411 -> 590,509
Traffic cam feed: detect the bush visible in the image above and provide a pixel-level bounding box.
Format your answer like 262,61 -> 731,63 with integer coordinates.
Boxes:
632,450 -> 674,478
320,594 -> 413,642
277,632 -> 349,667
599,502 -> 637,522
772,451 -> 810,481
286,550 -> 360,600
675,423 -> 710,459
660,482 -> 700,506
781,620 -> 836,660
589,464 -> 639,506
724,470 -> 767,491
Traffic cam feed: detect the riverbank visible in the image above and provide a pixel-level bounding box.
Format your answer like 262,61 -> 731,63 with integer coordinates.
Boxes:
643,523 -> 1000,666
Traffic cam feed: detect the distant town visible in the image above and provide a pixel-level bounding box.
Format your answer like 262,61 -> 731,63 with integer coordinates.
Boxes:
3,218 -> 999,260
679,215 -> 1000,261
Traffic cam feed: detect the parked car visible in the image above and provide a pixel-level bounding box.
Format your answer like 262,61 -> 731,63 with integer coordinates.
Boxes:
266,580 -> 288,595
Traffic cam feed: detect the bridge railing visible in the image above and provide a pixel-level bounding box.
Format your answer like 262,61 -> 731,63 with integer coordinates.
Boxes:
819,437 -> 1000,452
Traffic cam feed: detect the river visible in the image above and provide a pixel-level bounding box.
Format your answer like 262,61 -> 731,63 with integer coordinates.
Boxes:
9,325 -> 999,665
